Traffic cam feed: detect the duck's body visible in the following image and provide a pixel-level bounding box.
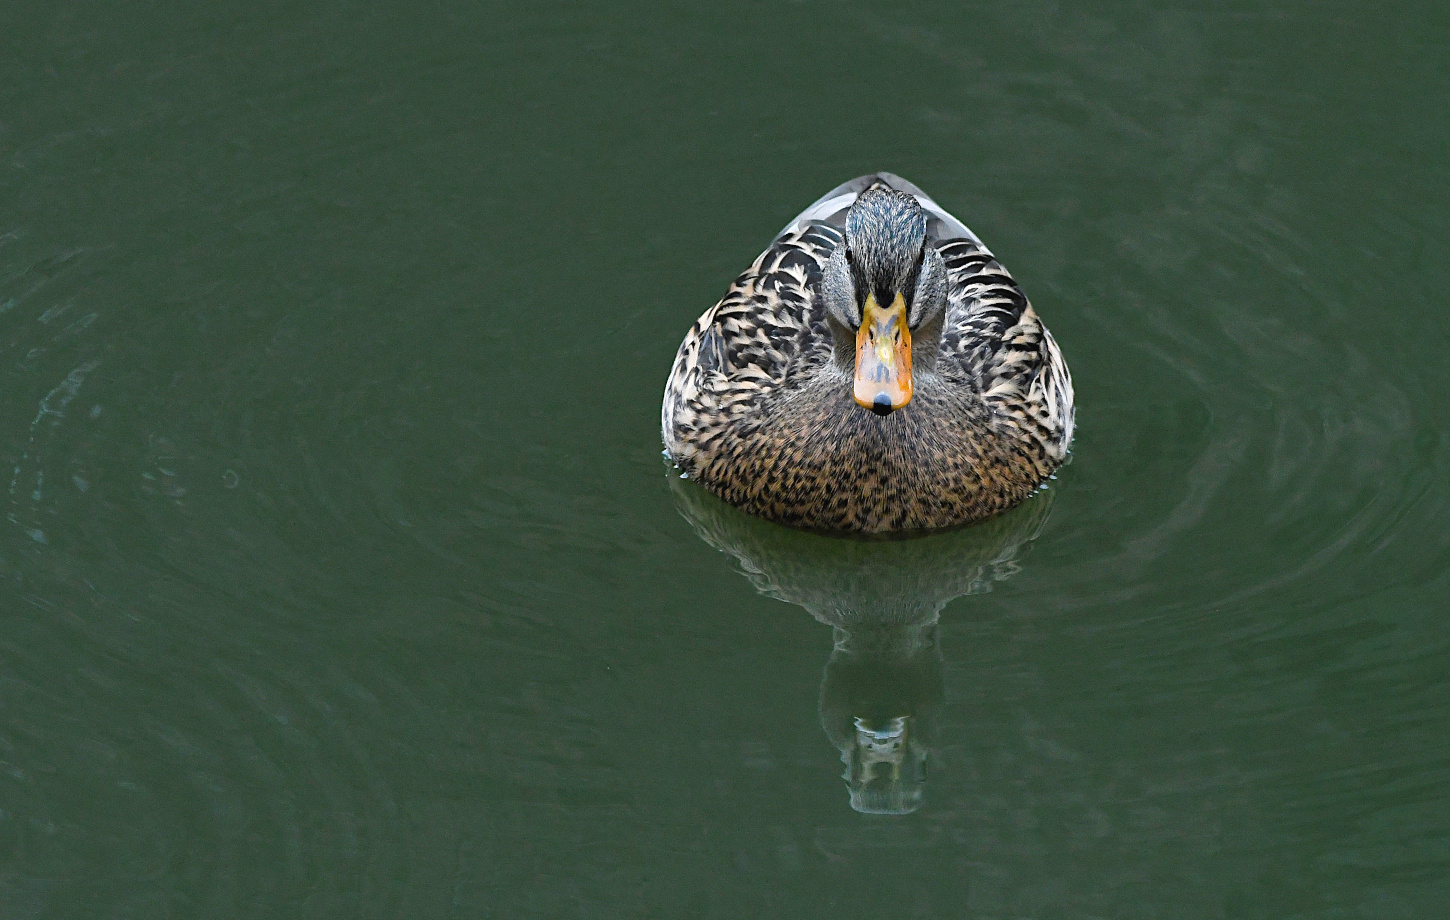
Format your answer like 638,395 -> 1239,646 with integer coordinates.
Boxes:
663,174 -> 1073,533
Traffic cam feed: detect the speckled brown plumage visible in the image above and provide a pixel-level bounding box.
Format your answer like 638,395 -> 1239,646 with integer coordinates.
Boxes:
663,174 -> 1074,534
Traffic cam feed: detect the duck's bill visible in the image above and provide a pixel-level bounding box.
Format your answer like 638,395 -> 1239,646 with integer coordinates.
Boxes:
853,292 -> 913,415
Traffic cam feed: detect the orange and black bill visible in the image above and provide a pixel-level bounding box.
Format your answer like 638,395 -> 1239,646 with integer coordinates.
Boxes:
853,293 -> 913,415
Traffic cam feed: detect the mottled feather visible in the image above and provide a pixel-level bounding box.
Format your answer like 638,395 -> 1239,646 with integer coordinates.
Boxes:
663,174 -> 1073,533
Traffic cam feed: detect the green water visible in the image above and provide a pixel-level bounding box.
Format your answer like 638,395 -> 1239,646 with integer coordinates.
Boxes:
3,2 -> 1448,916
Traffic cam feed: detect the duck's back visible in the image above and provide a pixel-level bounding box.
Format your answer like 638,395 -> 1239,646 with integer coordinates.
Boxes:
663,174 -> 1073,533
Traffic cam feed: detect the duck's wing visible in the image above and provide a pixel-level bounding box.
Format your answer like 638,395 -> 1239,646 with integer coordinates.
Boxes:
662,221 -> 841,467
935,225 -> 1075,461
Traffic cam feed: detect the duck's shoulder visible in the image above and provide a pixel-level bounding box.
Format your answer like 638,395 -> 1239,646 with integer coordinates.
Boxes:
687,224 -> 838,372
935,238 -> 1028,373
934,238 -> 1075,459
730,221 -> 837,337
662,223 -> 839,463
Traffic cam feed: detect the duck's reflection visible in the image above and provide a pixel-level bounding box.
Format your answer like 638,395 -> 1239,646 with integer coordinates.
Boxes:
669,473 -> 1053,813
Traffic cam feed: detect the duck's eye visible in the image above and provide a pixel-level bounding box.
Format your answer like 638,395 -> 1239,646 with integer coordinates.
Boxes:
896,246 -> 924,302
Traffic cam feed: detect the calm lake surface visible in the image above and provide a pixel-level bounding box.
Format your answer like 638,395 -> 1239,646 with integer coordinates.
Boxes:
3,2 -> 1448,917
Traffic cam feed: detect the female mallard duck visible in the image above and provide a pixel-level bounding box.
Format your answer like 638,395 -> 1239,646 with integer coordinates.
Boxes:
663,173 -> 1074,533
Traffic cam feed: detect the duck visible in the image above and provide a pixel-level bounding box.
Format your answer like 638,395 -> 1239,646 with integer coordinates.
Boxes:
662,173 -> 1073,533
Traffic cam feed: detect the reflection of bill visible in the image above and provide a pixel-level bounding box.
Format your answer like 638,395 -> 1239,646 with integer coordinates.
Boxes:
668,468 -> 1055,813
821,621 -> 940,815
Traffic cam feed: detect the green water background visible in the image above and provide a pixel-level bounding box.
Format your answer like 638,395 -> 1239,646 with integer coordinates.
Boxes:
3,1 -> 1448,916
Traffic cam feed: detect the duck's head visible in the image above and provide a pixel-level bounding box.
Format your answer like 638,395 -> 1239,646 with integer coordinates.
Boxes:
821,186 -> 949,416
